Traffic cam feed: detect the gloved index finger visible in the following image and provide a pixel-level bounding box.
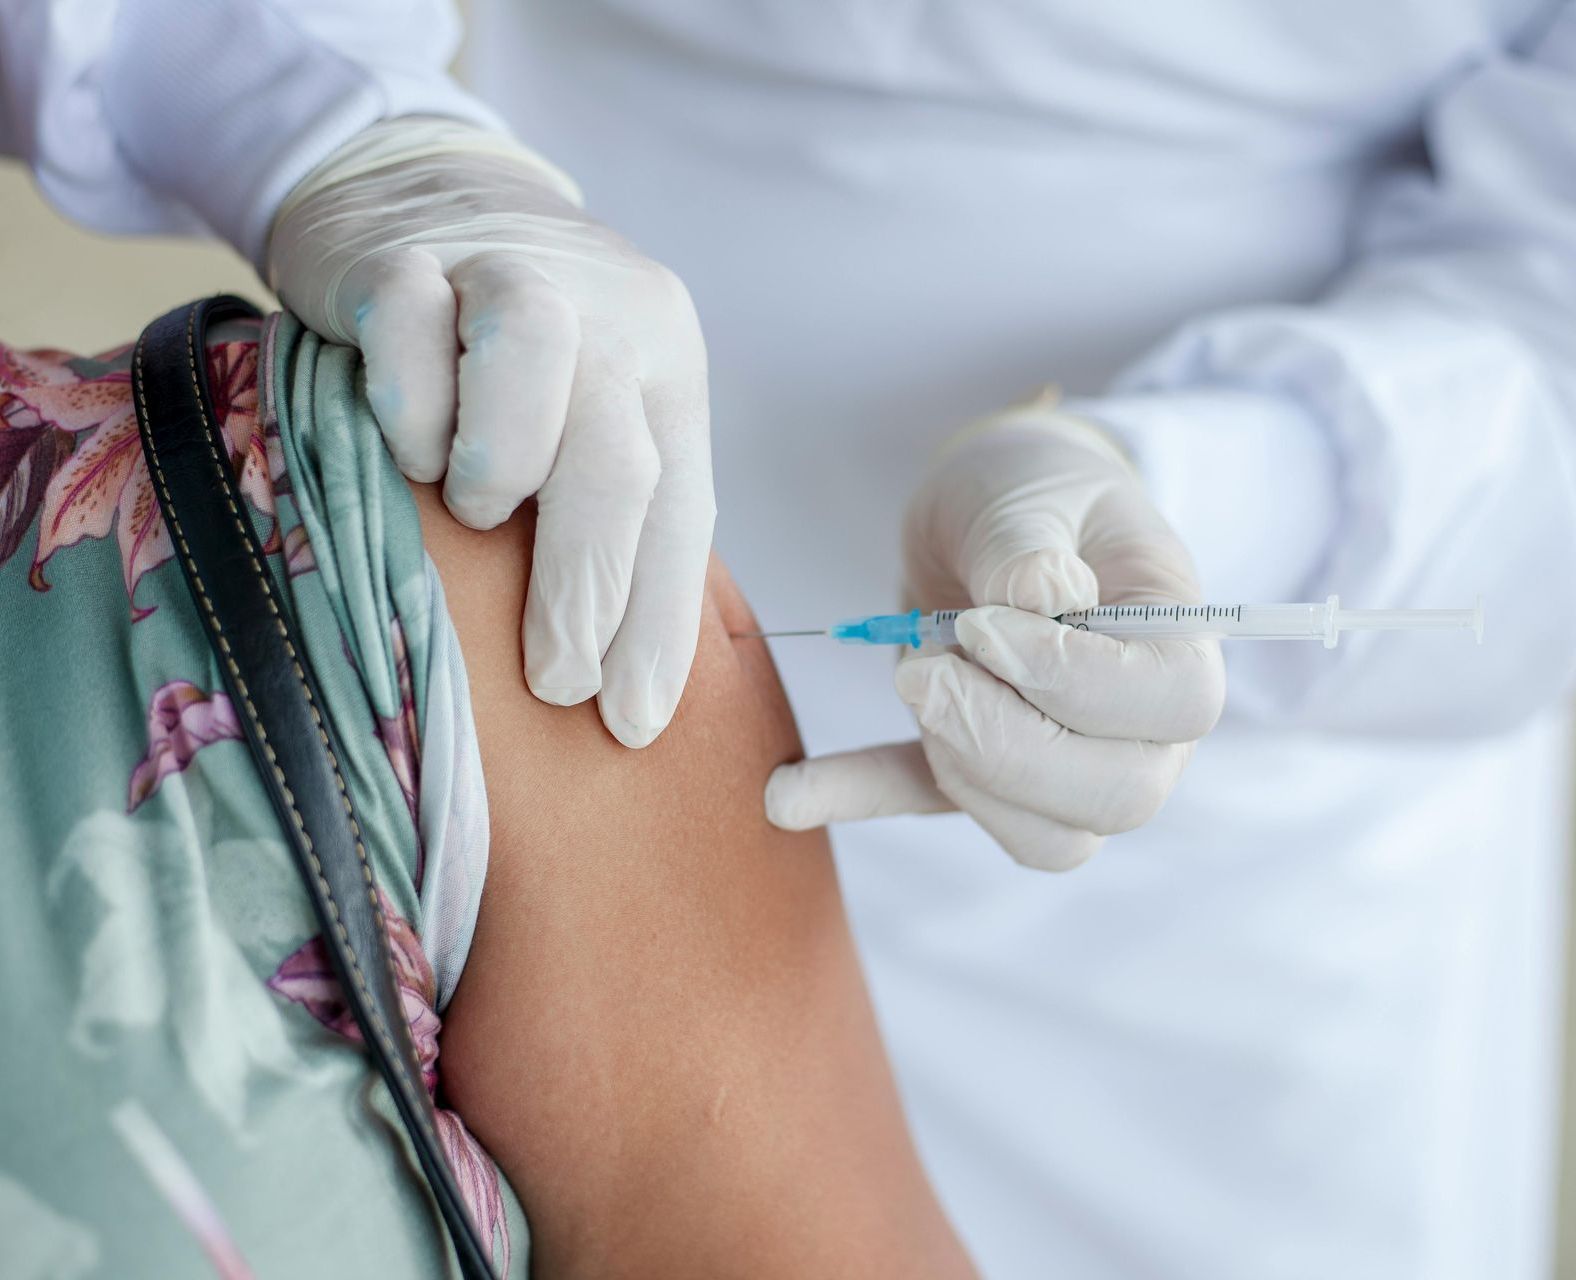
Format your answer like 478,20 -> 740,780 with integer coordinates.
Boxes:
445,254 -> 581,530
349,248 -> 459,483
952,604 -> 1226,743
594,372 -> 717,748
524,357 -> 656,707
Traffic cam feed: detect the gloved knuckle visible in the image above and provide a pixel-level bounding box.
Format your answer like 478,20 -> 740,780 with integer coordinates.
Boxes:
1077,767 -> 1161,838
446,487 -> 521,531
388,441 -> 446,485
456,253 -> 548,311
1084,803 -> 1130,839
1011,831 -> 1102,872
644,261 -> 700,320
1177,653 -> 1228,739
514,281 -> 581,347
379,412 -> 441,459
653,485 -> 717,547
467,298 -> 582,368
604,431 -> 663,501
1128,751 -> 1182,828
368,244 -> 438,285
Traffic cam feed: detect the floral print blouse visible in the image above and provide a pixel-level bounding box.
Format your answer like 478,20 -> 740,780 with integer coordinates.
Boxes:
0,313 -> 524,1277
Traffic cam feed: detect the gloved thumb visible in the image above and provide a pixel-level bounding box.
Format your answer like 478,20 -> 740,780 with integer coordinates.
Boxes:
969,544 -> 1099,619
765,741 -> 955,831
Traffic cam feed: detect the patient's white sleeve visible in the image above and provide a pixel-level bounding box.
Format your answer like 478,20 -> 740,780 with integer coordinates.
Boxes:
0,0 -> 503,264
415,555 -> 490,1012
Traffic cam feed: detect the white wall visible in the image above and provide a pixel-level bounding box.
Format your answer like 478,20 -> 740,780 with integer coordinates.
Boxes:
0,159 -> 270,350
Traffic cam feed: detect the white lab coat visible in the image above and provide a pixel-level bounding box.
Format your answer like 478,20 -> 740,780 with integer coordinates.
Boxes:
0,0 -> 499,262
6,2 -> 1576,1276
467,7 -> 1576,1278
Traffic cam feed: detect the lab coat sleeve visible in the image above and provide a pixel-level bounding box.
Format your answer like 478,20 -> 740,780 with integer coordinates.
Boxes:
0,0 -> 505,265
1071,4 -> 1576,737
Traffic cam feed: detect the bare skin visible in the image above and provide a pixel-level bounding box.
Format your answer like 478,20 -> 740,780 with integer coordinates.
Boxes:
413,485 -> 977,1280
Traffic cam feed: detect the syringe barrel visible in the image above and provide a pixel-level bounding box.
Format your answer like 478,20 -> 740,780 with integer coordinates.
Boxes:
827,599 -> 1480,648
931,603 -> 1334,646
1058,602 -> 1335,642
920,610 -> 962,646
923,604 -> 1334,645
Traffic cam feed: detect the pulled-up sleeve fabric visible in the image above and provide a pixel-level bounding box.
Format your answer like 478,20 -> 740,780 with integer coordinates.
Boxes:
0,0 -> 504,265
1075,3 -> 1576,739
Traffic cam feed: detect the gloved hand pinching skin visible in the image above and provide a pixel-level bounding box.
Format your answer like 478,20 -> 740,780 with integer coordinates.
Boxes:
266,116 -> 715,749
766,401 -> 1226,870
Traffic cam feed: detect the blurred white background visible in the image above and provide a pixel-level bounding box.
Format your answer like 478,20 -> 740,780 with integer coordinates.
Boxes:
2,27 -> 1573,1262
0,161 -> 271,349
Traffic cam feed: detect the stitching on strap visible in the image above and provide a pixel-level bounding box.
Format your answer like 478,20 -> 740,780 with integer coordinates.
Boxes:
134,311 -> 439,1151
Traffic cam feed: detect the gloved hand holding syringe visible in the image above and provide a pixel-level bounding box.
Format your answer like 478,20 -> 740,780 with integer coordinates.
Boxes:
761,405 -> 1485,873
739,596 -> 1484,649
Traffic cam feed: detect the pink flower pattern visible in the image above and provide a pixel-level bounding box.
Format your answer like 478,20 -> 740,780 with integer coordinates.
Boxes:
3,333 -> 509,1267
127,680 -> 244,811
0,339 -> 269,618
268,892 -> 511,1275
282,523 -> 316,577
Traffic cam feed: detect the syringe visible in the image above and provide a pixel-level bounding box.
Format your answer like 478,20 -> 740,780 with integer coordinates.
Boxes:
738,597 -> 1484,649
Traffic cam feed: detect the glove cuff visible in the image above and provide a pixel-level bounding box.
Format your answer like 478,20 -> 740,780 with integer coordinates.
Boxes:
267,118 -> 586,273
934,386 -> 1136,474
98,0 -> 508,269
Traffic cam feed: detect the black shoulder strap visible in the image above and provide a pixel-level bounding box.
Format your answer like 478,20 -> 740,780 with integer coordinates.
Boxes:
133,296 -> 496,1280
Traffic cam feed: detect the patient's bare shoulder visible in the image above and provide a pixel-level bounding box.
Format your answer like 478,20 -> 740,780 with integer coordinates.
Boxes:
409,485 -> 974,1280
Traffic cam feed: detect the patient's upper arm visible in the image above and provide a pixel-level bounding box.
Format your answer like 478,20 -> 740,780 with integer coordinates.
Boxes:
411,486 -> 974,1280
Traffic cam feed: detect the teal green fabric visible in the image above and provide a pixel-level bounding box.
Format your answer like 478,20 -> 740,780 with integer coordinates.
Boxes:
0,313 -> 525,1278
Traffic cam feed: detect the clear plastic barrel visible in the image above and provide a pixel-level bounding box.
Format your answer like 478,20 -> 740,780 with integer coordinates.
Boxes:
1058,601 -> 1336,644
825,598 -> 1482,649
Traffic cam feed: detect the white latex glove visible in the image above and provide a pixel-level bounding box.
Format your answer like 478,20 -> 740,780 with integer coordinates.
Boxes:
766,399 -> 1226,870
266,117 -> 714,748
